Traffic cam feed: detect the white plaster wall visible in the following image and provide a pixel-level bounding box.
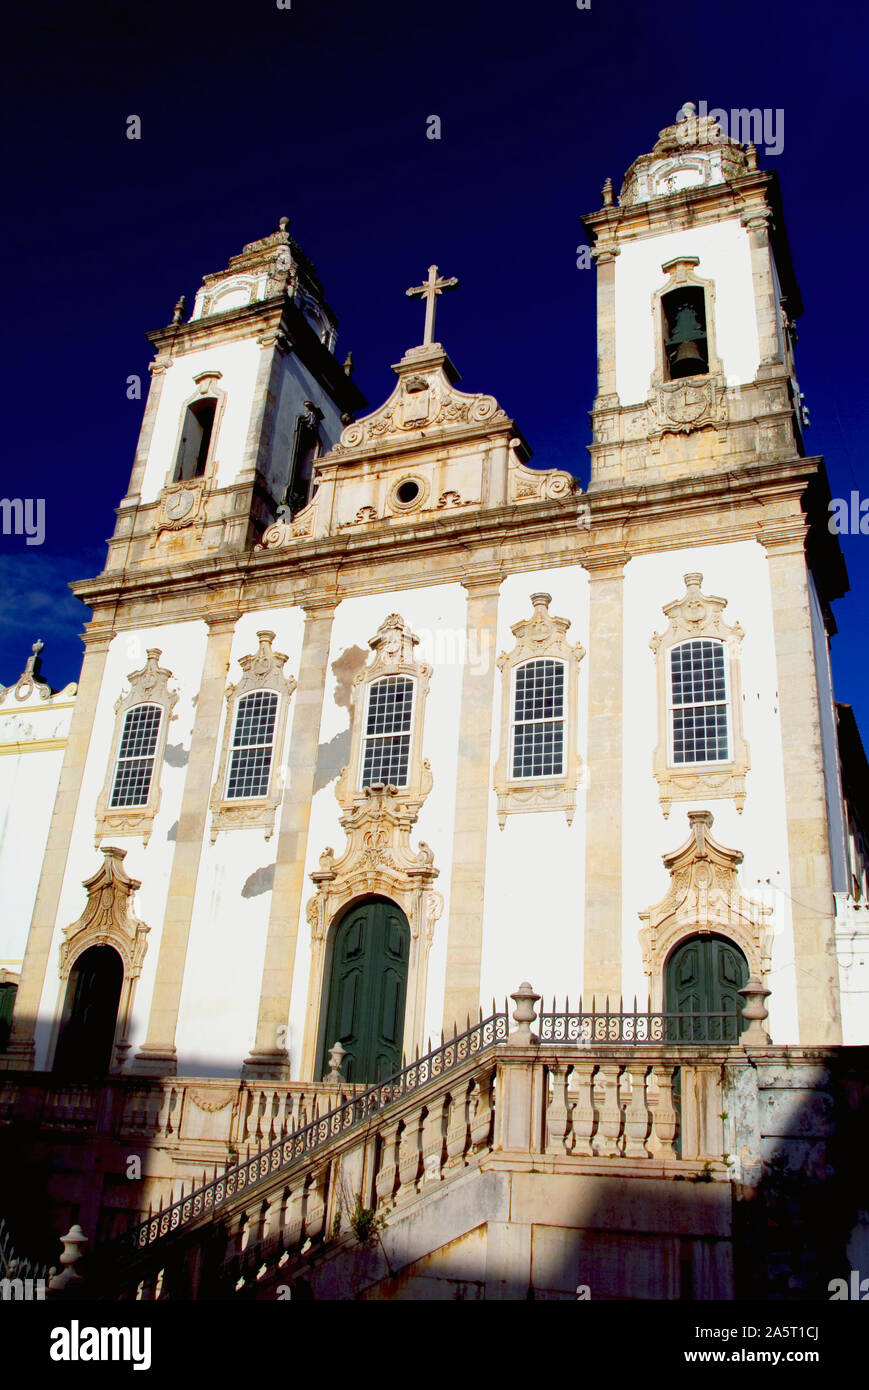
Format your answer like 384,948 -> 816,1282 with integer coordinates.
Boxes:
175,607 -> 306,1074
621,542 -> 798,1042
0,747 -> 65,968
287,585 -> 465,1072
479,568 -> 590,1013
139,340 -> 261,503
614,221 -> 761,404
32,622 -> 208,1068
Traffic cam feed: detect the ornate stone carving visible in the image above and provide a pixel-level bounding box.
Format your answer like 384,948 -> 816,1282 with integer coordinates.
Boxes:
638,811 -> 773,1009
94,649 -> 178,847
647,257 -> 728,452
508,455 -> 575,502
209,631 -> 297,841
59,846 -> 149,981
336,613 -> 433,818
650,573 -> 749,817
493,593 -> 585,827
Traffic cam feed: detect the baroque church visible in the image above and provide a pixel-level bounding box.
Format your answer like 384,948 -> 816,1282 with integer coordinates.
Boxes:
1,104 -> 867,1301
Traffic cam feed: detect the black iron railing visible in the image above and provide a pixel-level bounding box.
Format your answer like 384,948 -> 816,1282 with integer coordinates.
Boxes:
537,1000 -> 744,1046
107,1010 -> 510,1266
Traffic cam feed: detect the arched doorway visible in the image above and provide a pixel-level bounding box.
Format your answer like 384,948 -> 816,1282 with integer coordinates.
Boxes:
665,933 -> 749,1042
318,897 -> 409,1084
53,945 -> 124,1075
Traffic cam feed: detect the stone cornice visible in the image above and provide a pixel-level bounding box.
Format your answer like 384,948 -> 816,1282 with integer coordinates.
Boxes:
582,169 -> 776,245
70,455 -> 835,630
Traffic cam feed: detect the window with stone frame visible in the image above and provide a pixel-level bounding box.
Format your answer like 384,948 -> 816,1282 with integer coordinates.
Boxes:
668,638 -> 730,765
650,573 -> 749,818
493,593 -> 584,828
94,650 -> 178,847
109,703 -> 163,808
510,658 -> 566,780
359,675 -> 414,790
334,613 -> 432,817
209,631 -> 296,840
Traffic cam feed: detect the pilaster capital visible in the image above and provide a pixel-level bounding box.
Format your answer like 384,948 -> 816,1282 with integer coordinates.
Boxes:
740,208 -> 774,237
582,551 -> 628,581
298,592 -> 339,621
591,244 -> 620,266
758,523 -> 808,557
204,611 -> 241,636
461,570 -> 502,601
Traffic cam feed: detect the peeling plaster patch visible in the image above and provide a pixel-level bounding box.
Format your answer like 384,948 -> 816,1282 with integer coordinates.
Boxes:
314,729 -> 351,794
332,645 -> 368,710
163,743 -> 189,767
242,864 -> 275,898
166,820 -> 179,841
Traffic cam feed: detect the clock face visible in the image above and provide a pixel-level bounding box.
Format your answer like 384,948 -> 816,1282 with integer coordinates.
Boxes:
166,490 -> 195,521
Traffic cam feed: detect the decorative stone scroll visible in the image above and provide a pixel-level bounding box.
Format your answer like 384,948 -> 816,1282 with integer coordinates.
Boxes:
650,572 -> 749,818
638,811 -> 773,1010
94,649 -> 178,847
493,593 -> 585,827
209,631 -> 297,841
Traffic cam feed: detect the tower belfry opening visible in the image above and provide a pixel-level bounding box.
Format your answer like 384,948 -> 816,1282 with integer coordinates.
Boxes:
662,286 -> 709,379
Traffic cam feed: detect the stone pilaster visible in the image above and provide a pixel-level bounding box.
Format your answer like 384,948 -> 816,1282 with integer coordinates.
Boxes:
244,598 -> 336,1079
2,634 -> 112,1070
765,535 -> 841,1044
741,209 -> 782,370
119,360 -> 170,506
132,615 -> 237,1075
582,558 -> 625,1004
591,246 -> 619,401
441,575 -> 501,1032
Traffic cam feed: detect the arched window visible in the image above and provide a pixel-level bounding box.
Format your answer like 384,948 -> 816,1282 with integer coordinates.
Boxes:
661,286 -> 708,380
511,658 -> 566,779
493,593 -> 584,827
226,689 -> 279,800
173,397 -> 217,481
109,703 -> 162,808
668,639 -> 729,765
209,632 -> 296,839
360,676 -> 414,789
284,404 -> 322,516
95,650 -> 177,845
650,573 -> 749,817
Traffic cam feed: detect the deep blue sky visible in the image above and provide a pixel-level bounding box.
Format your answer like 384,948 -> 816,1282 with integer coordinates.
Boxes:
1,0 -> 867,737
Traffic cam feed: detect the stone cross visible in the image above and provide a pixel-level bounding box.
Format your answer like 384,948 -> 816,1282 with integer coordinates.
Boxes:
406,264 -> 459,346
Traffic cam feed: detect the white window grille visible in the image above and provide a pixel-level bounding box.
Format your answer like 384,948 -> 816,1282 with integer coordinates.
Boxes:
669,639 -> 730,764
226,690 -> 278,799
109,704 -> 162,808
511,659 -> 565,779
360,676 -> 413,788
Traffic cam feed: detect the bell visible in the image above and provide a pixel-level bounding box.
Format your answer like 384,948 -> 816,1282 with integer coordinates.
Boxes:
669,339 -> 706,378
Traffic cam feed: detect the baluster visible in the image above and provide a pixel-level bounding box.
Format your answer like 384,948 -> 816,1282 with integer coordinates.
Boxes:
569,1062 -> 595,1156
303,1165 -> 328,1243
648,1065 -> 678,1160
284,1183 -> 304,1250
245,1090 -> 262,1145
374,1118 -> 402,1206
545,1062 -> 571,1155
468,1068 -> 495,1154
396,1108 -> 424,1202
623,1064 -> 651,1158
592,1063 -> 621,1157
156,1084 -> 173,1139
421,1095 -> 448,1184
445,1084 -> 471,1171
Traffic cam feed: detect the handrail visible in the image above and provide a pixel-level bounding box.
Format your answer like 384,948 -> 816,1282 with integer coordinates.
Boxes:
103,1010 -> 510,1267
538,1002 -> 744,1045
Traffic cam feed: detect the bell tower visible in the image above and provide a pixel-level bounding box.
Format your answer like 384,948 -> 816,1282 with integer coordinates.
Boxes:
103,219 -> 366,574
583,102 -> 807,485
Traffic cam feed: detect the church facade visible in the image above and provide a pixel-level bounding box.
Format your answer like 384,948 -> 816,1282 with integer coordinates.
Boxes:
1,105 -> 867,1299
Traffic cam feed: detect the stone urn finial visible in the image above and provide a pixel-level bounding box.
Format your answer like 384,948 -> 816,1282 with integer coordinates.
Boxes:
739,976 -> 771,1046
510,982 -> 541,1046
327,1040 -> 347,1081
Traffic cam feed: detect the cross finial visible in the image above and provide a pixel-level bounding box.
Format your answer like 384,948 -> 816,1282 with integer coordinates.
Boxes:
406,264 -> 459,346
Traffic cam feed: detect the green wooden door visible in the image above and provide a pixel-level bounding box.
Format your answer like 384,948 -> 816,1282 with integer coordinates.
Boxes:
665,934 -> 748,1042
319,897 -> 409,1083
